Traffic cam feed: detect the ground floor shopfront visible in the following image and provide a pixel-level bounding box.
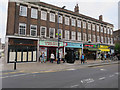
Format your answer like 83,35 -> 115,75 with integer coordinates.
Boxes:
7,38 -> 37,63
65,42 -> 83,60
39,40 -> 64,61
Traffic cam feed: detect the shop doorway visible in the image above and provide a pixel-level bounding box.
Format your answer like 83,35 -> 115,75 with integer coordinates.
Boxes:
47,47 -> 56,61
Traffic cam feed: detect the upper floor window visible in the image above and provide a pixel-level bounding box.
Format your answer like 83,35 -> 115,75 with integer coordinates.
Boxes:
111,38 -> 113,44
83,33 -> 87,41
105,37 -> 107,43
107,28 -> 110,34
71,18 -> 76,26
31,8 -> 38,19
97,25 -> 99,32
65,30 -> 69,40
92,24 -> 95,31
19,23 -> 26,35
88,34 -> 91,41
101,36 -> 103,43
58,29 -> 62,39
71,31 -> 76,40
30,25 -> 37,36
108,37 -> 110,44
65,16 -> 69,25
97,36 -> 100,42
77,32 -> 81,41
93,35 -> 96,42
40,26 -> 46,37
49,28 -> 55,38
104,27 -> 106,33
83,21 -> 86,29
101,26 -> 103,33
88,23 -> 91,30
50,13 -> 55,22
111,28 -> 113,35
58,15 -> 62,24
41,11 -> 47,20
19,5 -> 27,17
77,20 -> 81,28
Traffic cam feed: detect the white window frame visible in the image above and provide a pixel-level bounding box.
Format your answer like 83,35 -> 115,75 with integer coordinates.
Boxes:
83,33 -> 87,41
19,23 -> 26,35
40,26 -> 46,37
50,13 -> 55,22
97,25 -> 99,32
65,16 -> 69,25
107,28 -> 110,34
71,31 -> 76,40
97,36 -> 100,42
58,15 -> 62,24
71,18 -> 76,26
30,25 -> 37,36
88,34 -> 91,41
104,27 -> 106,33
108,37 -> 110,44
77,20 -> 81,28
49,28 -> 55,38
41,10 -> 47,20
101,36 -> 103,43
88,23 -> 91,30
77,32 -> 81,41
83,21 -> 86,29
19,5 -> 27,17
65,30 -> 69,40
111,28 -> 113,35
92,24 -> 95,31
31,8 -> 38,19
101,26 -> 103,33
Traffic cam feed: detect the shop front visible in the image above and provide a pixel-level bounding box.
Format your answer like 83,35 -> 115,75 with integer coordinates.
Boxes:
83,43 -> 99,60
65,42 -> 83,60
8,38 -> 37,63
98,44 -> 110,58
39,40 -> 64,61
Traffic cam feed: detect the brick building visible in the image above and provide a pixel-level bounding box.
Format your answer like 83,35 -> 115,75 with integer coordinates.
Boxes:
113,29 -> 120,44
5,1 -> 114,63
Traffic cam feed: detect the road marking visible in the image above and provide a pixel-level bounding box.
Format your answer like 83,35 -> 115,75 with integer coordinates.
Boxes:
115,72 -> 119,75
99,77 -> 106,80
1,73 -> 30,79
66,69 -> 76,71
70,84 -> 79,88
100,69 -> 106,71
109,75 -> 115,77
81,78 -> 94,84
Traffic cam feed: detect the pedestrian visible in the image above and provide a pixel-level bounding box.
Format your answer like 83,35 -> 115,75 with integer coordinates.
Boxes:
104,53 -> 107,60
81,54 -> 85,64
50,52 -> 55,63
39,52 -> 42,62
42,52 -> 46,63
101,53 -> 103,61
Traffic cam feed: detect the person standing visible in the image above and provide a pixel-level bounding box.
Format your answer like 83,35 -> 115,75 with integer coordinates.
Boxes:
81,54 -> 85,64
42,52 -> 45,63
50,52 -> 55,63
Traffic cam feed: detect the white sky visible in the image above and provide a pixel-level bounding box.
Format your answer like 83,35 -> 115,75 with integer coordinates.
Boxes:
0,0 -> 119,43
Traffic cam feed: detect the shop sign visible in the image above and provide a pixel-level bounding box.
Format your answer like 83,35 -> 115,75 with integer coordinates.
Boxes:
83,44 -> 97,48
65,42 -> 82,48
40,40 -> 63,47
99,45 -> 110,49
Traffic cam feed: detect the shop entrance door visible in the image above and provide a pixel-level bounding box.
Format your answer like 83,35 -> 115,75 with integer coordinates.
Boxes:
47,47 -> 56,61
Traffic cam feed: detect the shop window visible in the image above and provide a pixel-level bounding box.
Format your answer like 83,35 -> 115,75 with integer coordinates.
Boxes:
65,30 -> 69,40
49,28 -> 55,38
30,25 -> 37,36
41,10 -> 47,20
50,13 -> 55,22
19,5 -> 27,17
19,23 -> 26,35
31,8 -> 38,19
40,26 -> 46,37
65,16 -> 69,25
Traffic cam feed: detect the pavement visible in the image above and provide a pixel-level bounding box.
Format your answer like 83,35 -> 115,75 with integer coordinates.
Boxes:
0,57 -> 119,73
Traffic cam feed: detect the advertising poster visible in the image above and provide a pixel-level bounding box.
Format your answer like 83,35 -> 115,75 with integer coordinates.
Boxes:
17,52 -> 21,61
23,52 -> 27,61
33,51 -> 36,61
9,52 -> 16,62
28,52 -> 32,61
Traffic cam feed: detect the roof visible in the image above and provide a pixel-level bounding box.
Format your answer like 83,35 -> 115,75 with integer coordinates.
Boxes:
29,1 -> 113,26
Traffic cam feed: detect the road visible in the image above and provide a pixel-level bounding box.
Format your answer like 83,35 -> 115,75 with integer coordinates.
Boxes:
1,63 -> 119,88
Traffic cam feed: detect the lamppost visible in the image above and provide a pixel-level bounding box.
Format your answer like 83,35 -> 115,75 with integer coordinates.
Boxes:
57,6 -> 66,64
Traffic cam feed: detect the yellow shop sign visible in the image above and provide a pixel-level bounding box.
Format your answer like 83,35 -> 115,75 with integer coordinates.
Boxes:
99,45 -> 109,49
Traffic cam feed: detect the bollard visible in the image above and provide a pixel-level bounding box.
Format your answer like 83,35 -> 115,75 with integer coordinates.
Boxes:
14,61 -> 16,70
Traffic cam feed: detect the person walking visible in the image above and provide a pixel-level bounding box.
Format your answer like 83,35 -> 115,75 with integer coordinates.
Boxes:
42,52 -> 45,63
50,52 -> 55,63
81,54 -> 85,64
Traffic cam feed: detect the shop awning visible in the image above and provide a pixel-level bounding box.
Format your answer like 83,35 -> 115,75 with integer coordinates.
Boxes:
84,48 -> 100,51
98,49 -> 110,52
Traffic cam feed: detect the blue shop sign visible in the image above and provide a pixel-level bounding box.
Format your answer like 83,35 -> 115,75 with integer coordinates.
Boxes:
65,42 -> 82,48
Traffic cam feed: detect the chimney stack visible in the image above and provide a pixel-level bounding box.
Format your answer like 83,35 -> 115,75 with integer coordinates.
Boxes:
74,4 -> 79,13
99,15 -> 103,21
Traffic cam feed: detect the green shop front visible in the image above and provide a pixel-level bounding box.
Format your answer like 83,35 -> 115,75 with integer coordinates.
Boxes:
83,43 -> 99,60
39,40 -> 64,61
